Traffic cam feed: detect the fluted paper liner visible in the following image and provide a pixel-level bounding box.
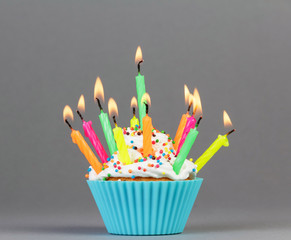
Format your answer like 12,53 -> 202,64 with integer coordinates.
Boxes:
87,178 -> 203,235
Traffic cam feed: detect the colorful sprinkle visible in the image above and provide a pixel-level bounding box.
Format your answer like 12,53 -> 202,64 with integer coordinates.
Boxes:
131,175 -> 135,179
85,174 -> 89,178
128,169 -> 133,173
87,168 -> 91,172
189,158 -> 193,162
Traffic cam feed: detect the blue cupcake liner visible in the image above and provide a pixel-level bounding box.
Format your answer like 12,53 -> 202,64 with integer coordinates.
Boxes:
87,178 -> 203,235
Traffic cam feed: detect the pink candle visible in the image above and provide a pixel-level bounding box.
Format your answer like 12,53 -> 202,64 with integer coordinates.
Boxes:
176,116 -> 196,155
83,120 -> 109,163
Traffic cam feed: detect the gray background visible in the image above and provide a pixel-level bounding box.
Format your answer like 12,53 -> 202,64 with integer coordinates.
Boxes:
0,0 -> 291,239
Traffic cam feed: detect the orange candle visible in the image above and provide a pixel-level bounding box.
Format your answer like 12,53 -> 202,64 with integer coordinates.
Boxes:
173,85 -> 192,151
63,105 -> 102,174
71,129 -> 102,174
141,93 -> 153,156
173,112 -> 190,151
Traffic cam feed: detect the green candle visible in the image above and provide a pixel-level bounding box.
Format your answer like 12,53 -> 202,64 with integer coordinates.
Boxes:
195,134 -> 229,173
135,46 -> 146,129
173,127 -> 199,175
99,110 -> 118,155
136,73 -> 146,128
94,76 -> 117,156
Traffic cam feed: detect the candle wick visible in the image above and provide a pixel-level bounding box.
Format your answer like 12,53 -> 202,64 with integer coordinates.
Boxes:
196,116 -> 203,127
145,103 -> 149,114
113,115 -> 117,126
133,107 -> 136,116
226,129 -> 236,136
76,110 -> 84,120
65,119 -> 73,130
137,60 -> 143,73
187,102 -> 192,112
96,98 -> 103,111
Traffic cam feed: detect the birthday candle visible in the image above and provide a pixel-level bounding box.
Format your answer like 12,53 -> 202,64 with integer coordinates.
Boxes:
176,115 -> 196,155
63,105 -> 102,174
173,90 -> 203,174
173,85 -> 191,151
173,125 -> 199,175
77,95 -> 109,163
130,96 -> 139,128
141,93 -> 153,157
108,98 -> 132,165
135,46 -> 146,129
195,111 -> 235,173
94,77 -> 118,155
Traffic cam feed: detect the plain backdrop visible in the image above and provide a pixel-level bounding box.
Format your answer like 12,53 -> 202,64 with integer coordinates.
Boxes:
0,0 -> 291,239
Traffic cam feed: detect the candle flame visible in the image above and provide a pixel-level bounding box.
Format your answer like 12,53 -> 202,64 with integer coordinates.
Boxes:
223,110 -> 233,128
135,46 -> 143,65
108,98 -> 118,117
77,94 -> 85,113
184,84 -> 191,106
141,92 -> 151,106
131,96 -> 137,108
63,105 -> 74,122
94,77 -> 104,102
193,88 -> 202,116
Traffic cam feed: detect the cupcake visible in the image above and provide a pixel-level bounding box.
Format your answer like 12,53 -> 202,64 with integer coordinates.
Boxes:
87,127 -> 203,235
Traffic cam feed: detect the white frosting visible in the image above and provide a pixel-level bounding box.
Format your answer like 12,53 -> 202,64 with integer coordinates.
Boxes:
88,128 -> 197,181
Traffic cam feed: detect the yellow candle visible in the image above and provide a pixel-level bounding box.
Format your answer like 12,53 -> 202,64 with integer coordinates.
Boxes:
195,110 -> 235,173
113,126 -> 132,165
130,96 -> 139,128
195,134 -> 229,173
130,116 -> 139,128
108,98 -> 131,165
71,129 -> 102,174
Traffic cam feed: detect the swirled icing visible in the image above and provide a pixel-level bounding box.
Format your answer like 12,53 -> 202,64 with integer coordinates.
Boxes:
88,127 -> 197,181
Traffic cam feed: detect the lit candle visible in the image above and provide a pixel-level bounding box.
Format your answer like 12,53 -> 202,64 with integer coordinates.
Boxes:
76,94 -> 109,163
94,77 -> 118,155
108,98 -> 132,165
173,90 -> 203,174
195,110 -> 236,173
130,96 -> 139,128
173,85 -> 192,151
176,90 -> 200,155
63,105 -> 102,174
135,46 -> 146,129
141,93 -> 153,157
